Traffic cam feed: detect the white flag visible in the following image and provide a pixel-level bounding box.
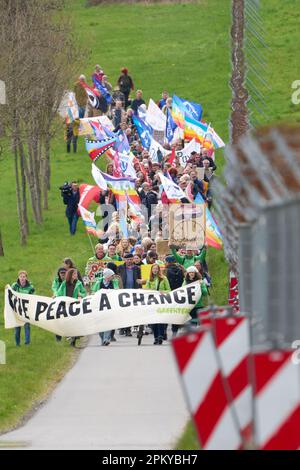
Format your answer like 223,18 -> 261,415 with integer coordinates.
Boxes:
149,138 -> 167,163
146,98 -> 166,131
92,163 -> 107,190
158,172 -> 187,201
119,152 -> 137,179
176,138 -> 201,167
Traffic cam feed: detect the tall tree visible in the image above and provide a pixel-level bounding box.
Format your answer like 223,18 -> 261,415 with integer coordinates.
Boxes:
0,0 -> 81,243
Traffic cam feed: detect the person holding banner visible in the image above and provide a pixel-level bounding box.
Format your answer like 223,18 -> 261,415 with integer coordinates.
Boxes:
146,264 -> 171,345
56,269 -> 87,347
51,267 -> 68,342
118,253 -> 144,336
182,266 -> 208,325
51,267 -> 67,297
165,256 -> 185,338
11,271 -> 35,346
93,268 -> 116,346
92,263 -> 122,343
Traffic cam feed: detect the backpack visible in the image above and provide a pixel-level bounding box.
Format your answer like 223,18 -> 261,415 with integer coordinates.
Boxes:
119,75 -> 131,94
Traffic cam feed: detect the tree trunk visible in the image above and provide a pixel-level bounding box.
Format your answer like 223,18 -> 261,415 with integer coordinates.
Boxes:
45,133 -> 51,191
14,139 -> 27,245
26,134 -> 43,224
230,0 -> 249,145
40,142 -> 48,210
20,143 -> 29,236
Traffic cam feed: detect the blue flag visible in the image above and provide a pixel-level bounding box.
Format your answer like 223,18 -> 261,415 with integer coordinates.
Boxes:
116,130 -> 130,153
102,125 -> 130,153
165,108 -> 177,143
174,94 -> 202,121
92,76 -> 113,104
132,115 -> 153,150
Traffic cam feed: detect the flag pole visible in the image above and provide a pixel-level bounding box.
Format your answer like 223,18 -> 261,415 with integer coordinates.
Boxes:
202,121 -> 211,148
87,232 -> 95,254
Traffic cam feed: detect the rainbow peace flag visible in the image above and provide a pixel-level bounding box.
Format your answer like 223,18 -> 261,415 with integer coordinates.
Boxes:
126,193 -> 144,223
205,126 -> 225,149
78,205 -> 98,238
171,95 -> 185,129
194,193 -> 223,250
101,173 -> 140,204
184,115 -> 208,143
171,95 -> 203,130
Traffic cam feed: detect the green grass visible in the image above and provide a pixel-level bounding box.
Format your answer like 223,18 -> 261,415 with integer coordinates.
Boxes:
0,0 -> 299,444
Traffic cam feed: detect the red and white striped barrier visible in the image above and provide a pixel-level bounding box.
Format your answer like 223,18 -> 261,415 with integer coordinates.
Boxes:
200,315 -> 253,443
253,350 -> 300,450
172,328 -> 242,449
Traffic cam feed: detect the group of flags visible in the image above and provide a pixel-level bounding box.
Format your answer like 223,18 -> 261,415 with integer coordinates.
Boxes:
61,82 -> 224,250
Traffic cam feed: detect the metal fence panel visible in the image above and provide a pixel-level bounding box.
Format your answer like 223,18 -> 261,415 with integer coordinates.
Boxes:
249,199 -> 300,347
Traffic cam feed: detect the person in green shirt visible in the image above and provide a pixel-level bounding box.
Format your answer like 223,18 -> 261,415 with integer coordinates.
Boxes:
146,264 -> 171,345
85,243 -> 113,285
51,267 -> 67,297
51,267 -> 67,342
170,244 -> 207,270
56,269 -> 86,346
182,266 -> 208,325
56,269 -> 87,299
107,244 -> 122,262
92,262 -> 123,291
11,270 -> 35,346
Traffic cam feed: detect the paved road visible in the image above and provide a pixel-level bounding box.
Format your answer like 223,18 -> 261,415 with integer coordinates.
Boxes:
0,332 -> 189,449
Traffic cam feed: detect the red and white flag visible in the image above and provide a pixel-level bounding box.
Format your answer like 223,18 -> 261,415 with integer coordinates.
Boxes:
172,328 -> 242,449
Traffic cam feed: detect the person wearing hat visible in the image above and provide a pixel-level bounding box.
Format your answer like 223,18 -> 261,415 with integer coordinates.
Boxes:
118,253 -> 144,336
93,268 -> 115,346
165,256 -> 185,338
52,267 -> 67,298
11,270 -> 35,346
170,243 -> 207,270
182,266 -> 208,325
92,263 -> 122,342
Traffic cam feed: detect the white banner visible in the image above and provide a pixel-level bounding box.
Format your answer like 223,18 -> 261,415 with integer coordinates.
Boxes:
176,138 -> 201,168
4,283 -> 201,336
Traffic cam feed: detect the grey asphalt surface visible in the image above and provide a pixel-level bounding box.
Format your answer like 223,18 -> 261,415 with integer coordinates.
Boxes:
0,332 -> 189,450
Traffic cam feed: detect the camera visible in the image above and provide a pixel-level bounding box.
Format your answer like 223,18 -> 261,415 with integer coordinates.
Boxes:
59,182 -> 72,197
